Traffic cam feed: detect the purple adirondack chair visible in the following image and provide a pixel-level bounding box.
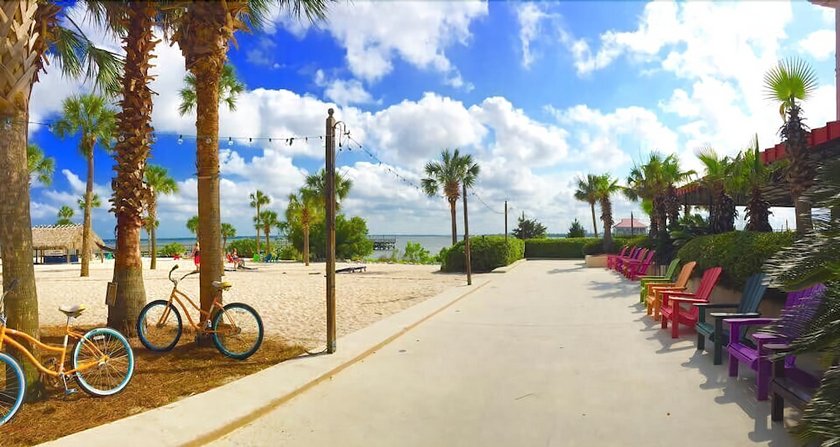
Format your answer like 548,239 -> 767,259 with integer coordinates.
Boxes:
724,283 -> 825,401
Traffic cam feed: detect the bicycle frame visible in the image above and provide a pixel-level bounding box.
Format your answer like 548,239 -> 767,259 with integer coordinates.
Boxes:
0,323 -> 105,377
161,286 -> 225,334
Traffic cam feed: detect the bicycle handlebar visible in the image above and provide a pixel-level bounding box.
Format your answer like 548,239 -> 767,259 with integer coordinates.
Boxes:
168,264 -> 198,286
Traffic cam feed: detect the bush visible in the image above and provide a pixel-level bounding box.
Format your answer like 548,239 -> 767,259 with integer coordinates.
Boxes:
441,236 -> 524,273
289,214 -> 374,261
582,235 -> 652,256
276,243 -> 300,261
403,241 -> 434,264
676,231 -> 795,289
512,215 -> 547,239
524,238 -> 598,259
567,219 -> 586,238
227,238 -> 258,258
158,242 -> 185,257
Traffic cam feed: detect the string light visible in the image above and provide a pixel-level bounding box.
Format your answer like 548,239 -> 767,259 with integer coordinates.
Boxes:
228,137 -> 233,146
177,135 -> 183,145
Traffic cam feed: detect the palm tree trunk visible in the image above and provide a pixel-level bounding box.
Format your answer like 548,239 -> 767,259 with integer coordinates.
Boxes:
107,2 -> 156,336
149,203 -> 157,270
265,228 -> 271,254
255,205 -> 260,256
303,225 -> 310,266
794,196 -> 812,233
590,202 -> 598,237
449,199 -> 458,245
81,147 -> 93,277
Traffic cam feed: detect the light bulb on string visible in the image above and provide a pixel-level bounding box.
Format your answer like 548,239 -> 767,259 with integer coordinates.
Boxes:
205,137 -> 211,144
248,138 -> 252,143
178,135 -> 184,145
228,137 -> 233,147
269,138 -> 273,143
118,135 -> 125,143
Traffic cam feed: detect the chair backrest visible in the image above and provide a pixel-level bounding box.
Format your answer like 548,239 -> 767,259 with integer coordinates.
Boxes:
673,261 -> 697,288
664,258 -> 681,279
776,283 -> 827,341
628,246 -> 641,258
617,246 -> 629,257
736,273 -> 771,314
694,267 -> 723,301
637,250 -> 656,270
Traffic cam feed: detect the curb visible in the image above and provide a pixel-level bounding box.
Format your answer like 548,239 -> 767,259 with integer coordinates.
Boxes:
39,279 -> 493,447
490,258 -> 527,273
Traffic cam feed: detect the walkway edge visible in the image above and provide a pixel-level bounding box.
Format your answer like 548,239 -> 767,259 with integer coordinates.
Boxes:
39,278 -> 493,447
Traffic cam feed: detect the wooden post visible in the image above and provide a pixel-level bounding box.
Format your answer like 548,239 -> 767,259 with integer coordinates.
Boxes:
504,200 -> 508,243
325,109 -> 337,353
463,183 -> 472,286
630,210 -> 634,236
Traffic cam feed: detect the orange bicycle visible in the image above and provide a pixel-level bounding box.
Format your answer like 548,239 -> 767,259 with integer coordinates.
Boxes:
1,280 -> 135,426
136,265 -> 263,360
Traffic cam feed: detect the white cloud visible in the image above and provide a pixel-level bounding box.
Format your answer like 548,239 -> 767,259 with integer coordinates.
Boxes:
799,29 -> 835,61
516,3 -> 548,69
314,70 -> 375,106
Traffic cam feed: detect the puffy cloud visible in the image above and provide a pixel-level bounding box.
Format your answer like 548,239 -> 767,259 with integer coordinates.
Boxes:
799,29 -> 835,61
315,70 -> 375,106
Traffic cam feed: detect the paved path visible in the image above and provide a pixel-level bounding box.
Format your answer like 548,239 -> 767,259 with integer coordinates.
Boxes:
211,260 -> 794,447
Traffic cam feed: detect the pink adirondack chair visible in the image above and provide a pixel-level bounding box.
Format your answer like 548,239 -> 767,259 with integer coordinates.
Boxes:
606,246 -> 631,270
614,248 -> 646,274
623,250 -> 656,280
659,267 -> 722,338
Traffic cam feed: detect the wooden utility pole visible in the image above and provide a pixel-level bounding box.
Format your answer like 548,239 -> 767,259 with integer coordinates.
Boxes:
630,210 -> 634,236
504,200 -> 508,243
463,183 -> 472,286
325,109 -> 337,353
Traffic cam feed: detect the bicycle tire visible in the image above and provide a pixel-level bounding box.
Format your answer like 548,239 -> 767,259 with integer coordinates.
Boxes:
0,352 -> 25,426
137,300 -> 183,352
73,328 -> 135,397
212,302 -> 264,360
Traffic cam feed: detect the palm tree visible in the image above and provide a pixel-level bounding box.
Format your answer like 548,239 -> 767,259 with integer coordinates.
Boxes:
764,57 -> 819,233
286,188 -> 322,266
259,210 -> 280,254
221,223 -> 236,252
574,174 -> 600,237
661,154 -> 694,231
27,144 -> 55,186
305,169 -> 353,210
1,1 -> 121,385
625,153 -> 667,237
78,193 -> 103,211
697,147 -> 736,234
595,174 -> 622,251
249,190 -> 270,256
144,165 -> 178,270
53,94 -> 116,278
421,148 -> 478,245
179,64 -> 245,115
186,215 -> 199,235
730,135 -> 777,232
172,0 -> 331,318
56,206 -> 75,226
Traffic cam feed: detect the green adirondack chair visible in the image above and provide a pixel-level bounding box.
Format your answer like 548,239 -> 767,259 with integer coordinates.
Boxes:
695,272 -> 770,365
638,258 -> 680,304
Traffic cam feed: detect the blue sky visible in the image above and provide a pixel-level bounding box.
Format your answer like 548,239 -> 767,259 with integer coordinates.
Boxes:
28,1 -> 839,239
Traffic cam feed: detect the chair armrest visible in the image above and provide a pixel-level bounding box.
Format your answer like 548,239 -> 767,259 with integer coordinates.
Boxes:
723,317 -> 777,331
693,303 -> 739,309
710,312 -> 760,319
662,291 -> 697,298
669,297 -> 706,303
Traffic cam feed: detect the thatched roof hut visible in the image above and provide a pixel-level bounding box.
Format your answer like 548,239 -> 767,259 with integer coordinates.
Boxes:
31,224 -> 104,254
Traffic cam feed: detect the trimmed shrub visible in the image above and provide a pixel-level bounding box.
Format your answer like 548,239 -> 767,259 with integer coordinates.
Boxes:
524,237 -> 598,259
441,236 -> 525,273
158,242 -> 185,257
581,235 -> 652,256
676,231 -> 795,289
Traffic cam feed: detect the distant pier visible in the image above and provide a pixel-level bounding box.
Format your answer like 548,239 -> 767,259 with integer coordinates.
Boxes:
370,236 -> 397,250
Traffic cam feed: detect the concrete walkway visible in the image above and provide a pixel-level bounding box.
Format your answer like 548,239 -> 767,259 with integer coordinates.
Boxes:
211,260 -> 794,447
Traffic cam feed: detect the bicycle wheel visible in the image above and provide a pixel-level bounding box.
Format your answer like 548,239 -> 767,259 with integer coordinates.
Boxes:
137,299 -> 182,352
0,352 -> 25,426
73,328 -> 135,396
212,302 -> 264,360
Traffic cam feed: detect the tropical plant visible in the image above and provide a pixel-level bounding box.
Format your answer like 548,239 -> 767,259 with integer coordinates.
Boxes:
696,147 -> 737,234
159,242 -> 186,257
143,165 -> 178,270
249,190 -> 270,255
661,154 -> 695,231
178,63 -> 245,115
56,205 -> 75,226
625,154 -> 665,237
171,0 -> 331,319
512,213 -> 547,240
78,193 -> 103,211
186,215 -> 199,235
574,174 -> 600,237
288,214 -> 374,261
764,57 -> 819,234
567,218 -> 586,238
53,94 -> 117,278
421,148 -> 480,245
259,210 -> 280,254
729,135 -> 779,232
286,187 -> 322,265
594,174 -> 622,251
27,144 -> 55,186
221,223 -> 236,252
305,168 -> 353,210
403,241 -> 433,264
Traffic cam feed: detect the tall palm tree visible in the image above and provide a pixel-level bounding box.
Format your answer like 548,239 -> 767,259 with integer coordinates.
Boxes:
172,0 -> 331,317
53,94 -> 116,278
625,153 -> 666,237
186,215 -> 199,235
249,190 -> 270,255
259,210 -> 280,254
305,168 -> 353,210
764,57 -> 819,233
697,147 -> 736,234
27,144 -> 55,186
144,165 -> 178,270
179,63 -> 244,115
730,135 -> 777,232
286,188 -> 321,266
421,148 -> 478,245
574,174 -> 600,237
78,193 -> 103,211
661,154 -> 694,230
1,1 -> 121,386
221,223 -> 236,252
56,206 -> 75,226
595,174 -> 622,251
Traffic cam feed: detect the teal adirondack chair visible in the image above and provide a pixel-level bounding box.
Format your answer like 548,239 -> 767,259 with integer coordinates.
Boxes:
638,258 -> 681,304
694,272 -> 770,365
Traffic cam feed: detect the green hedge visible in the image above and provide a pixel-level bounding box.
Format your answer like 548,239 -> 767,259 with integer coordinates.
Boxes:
440,236 -> 525,273
582,235 -> 652,256
676,231 -> 795,289
524,237 -> 599,259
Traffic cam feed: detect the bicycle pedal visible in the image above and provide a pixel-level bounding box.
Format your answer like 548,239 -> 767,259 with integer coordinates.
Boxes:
65,388 -> 78,396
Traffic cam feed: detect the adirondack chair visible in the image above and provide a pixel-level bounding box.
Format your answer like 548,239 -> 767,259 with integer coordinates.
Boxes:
624,250 -> 656,280
725,283 -> 825,401
638,258 -> 681,303
694,273 -> 770,365
612,247 -> 642,272
644,261 -> 696,314
659,266 -> 722,338
768,343 -> 830,422
606,246 -> 630,270
615,248 -> 646,275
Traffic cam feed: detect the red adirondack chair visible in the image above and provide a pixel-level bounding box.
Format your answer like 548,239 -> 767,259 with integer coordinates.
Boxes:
623,250 -> 656,280
606,246 -> 629,270
659,267 -> 722,338
615,248 -> 646,274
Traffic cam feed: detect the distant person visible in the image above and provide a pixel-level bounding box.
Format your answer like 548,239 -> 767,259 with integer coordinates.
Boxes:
231,248 -> 245,269
192,241 -> 200,270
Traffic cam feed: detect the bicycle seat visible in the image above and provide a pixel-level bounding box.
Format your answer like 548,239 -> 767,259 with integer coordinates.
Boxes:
58,304 -> 86,318
212,281 -> 232,291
